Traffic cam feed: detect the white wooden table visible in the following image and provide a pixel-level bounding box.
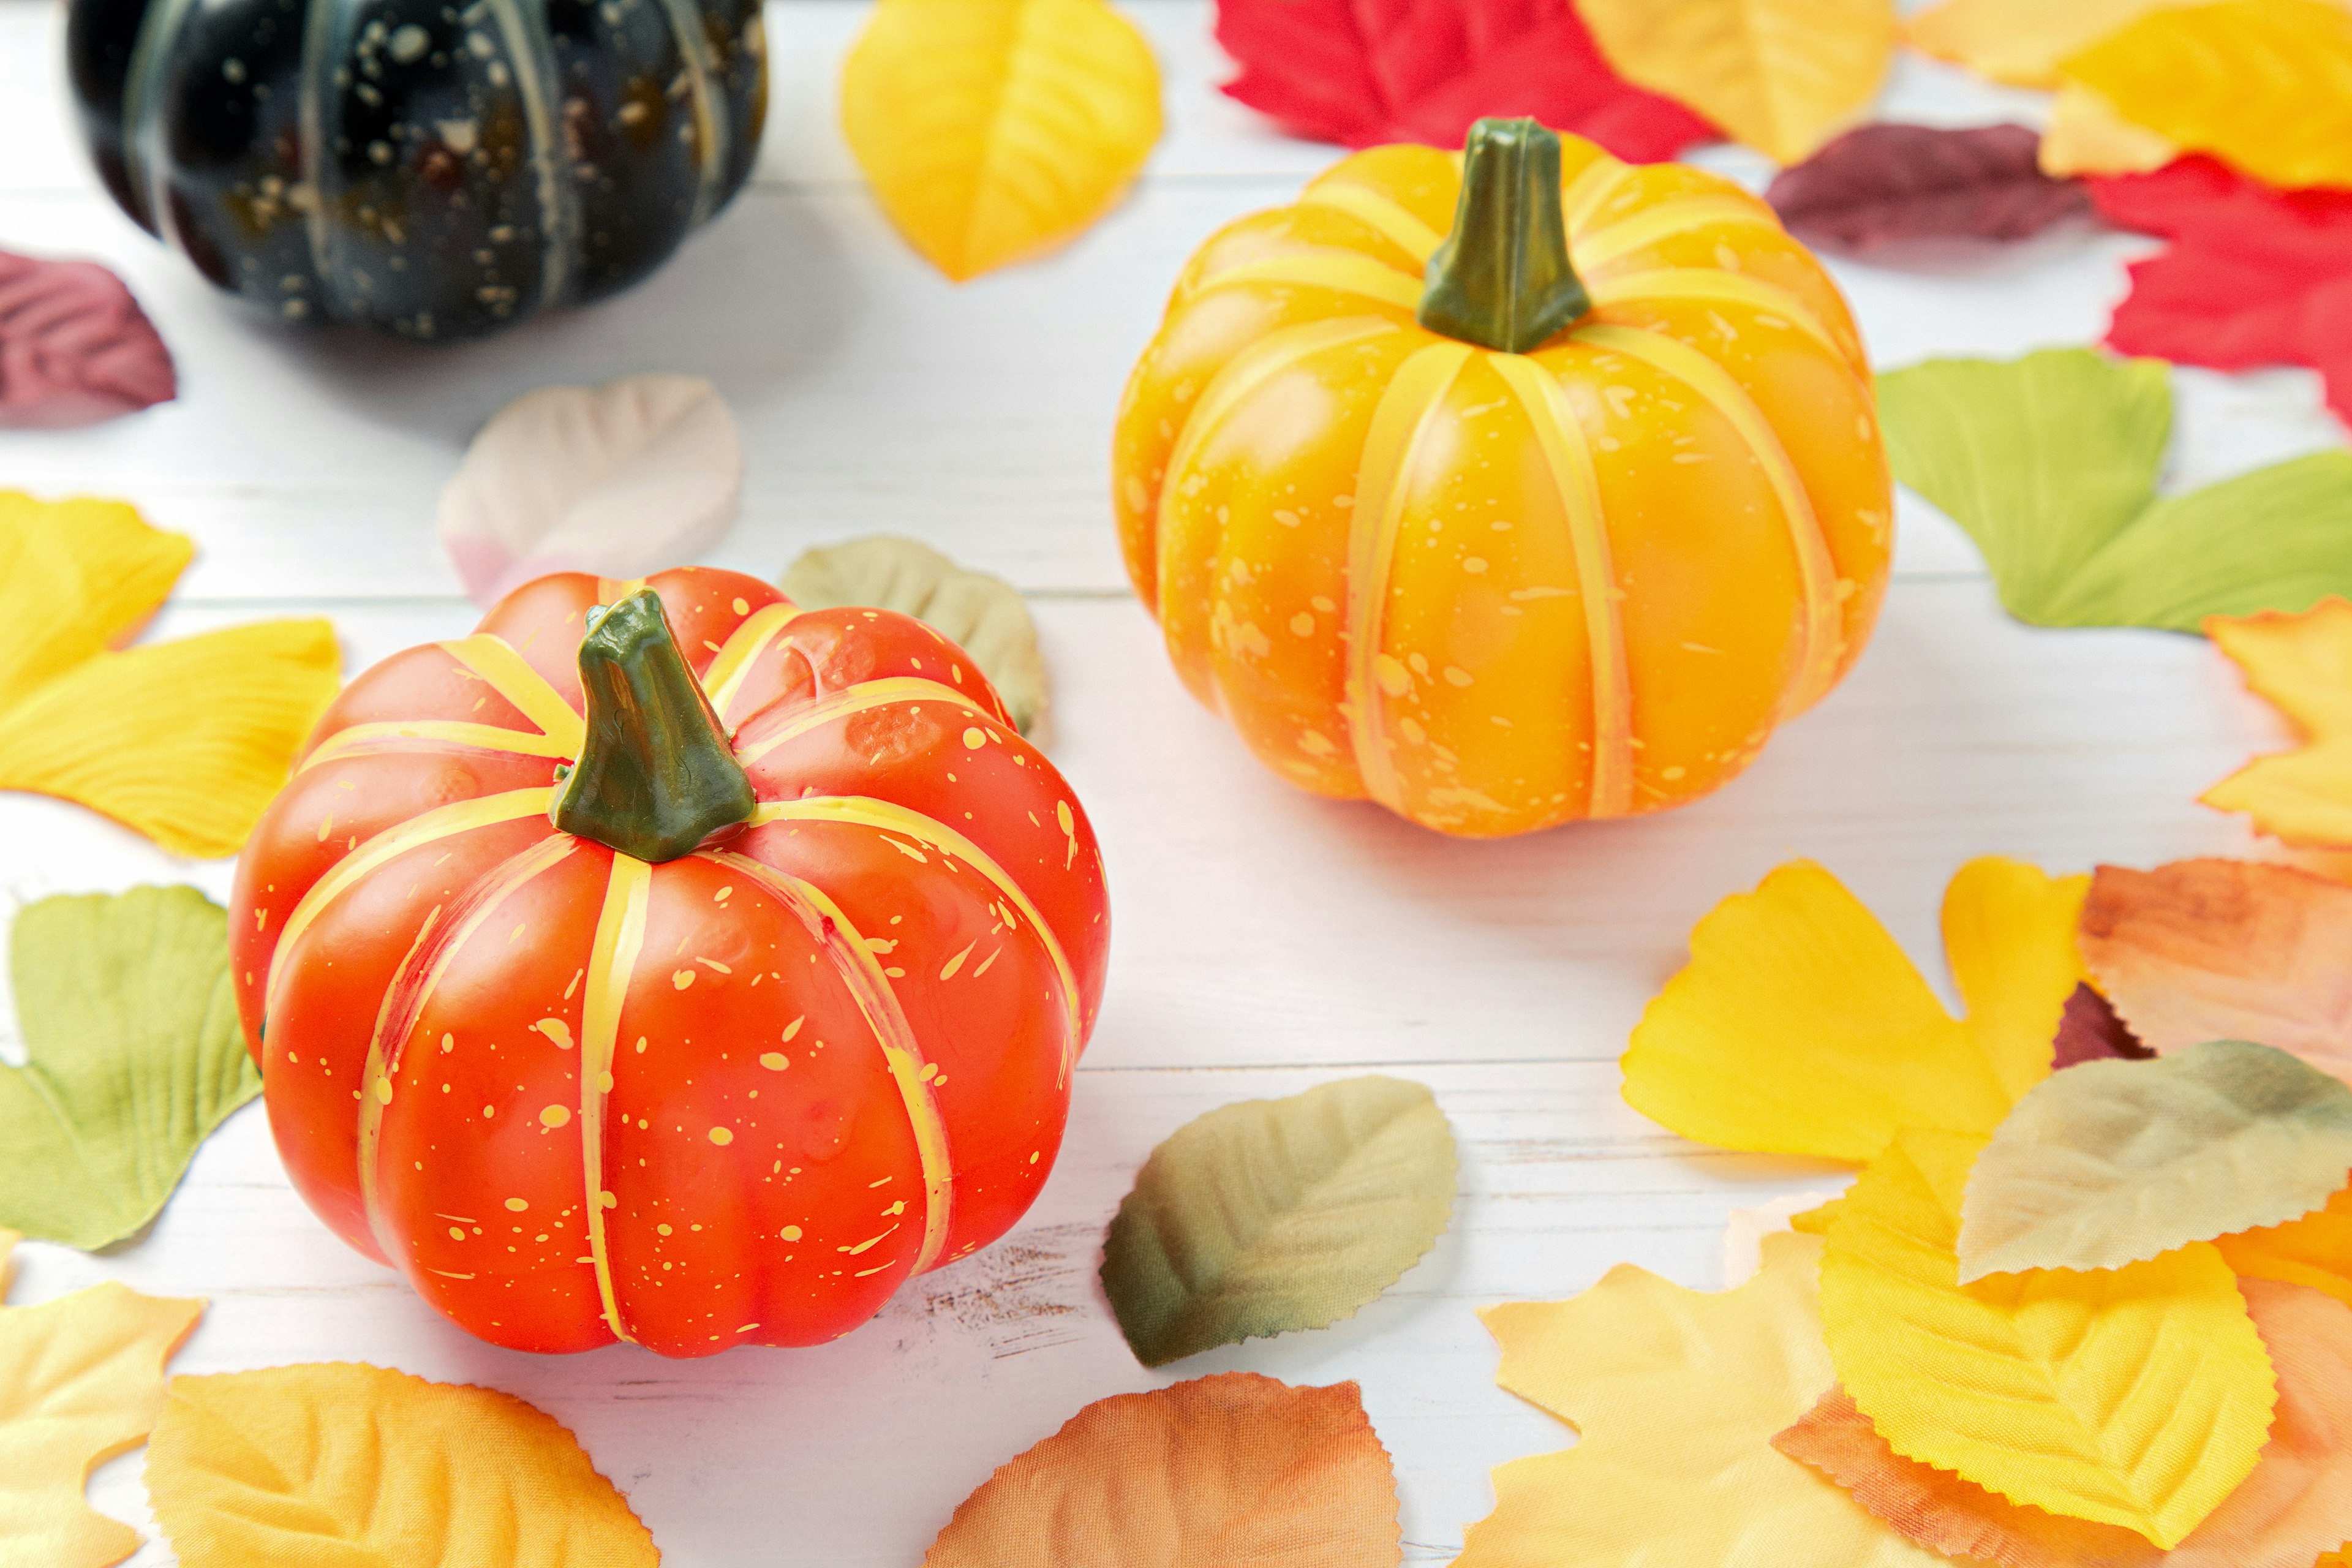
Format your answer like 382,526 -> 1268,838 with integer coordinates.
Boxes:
0,5 -> 2341,1562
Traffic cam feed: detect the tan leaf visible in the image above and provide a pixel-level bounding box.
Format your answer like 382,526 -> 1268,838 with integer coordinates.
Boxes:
2039,82 -> 2179,177
1902,0 -> 2201,89
922,1372 -> 1401,1567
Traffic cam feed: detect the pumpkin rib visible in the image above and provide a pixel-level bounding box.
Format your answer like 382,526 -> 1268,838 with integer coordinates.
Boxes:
653,0 -> 733,228
1491,354 -> 1634,818
578,851 -> 652,1345
481,0 -> 582,314
710,850 -> 957,1278
1564,155 -> 1635,232
703,603 -> 801,723
118,0 -> 197,235
1344,341 -> 1476,815
1298,183 -> 1445,262
1575,321 -> 1845,714
295,720 -> 576,773
442,634 -> 587,753
1586,269 -> 1844,358
733,676 -> 988,767
1193,253 -> 1425,312
1571,196 -> 1782,271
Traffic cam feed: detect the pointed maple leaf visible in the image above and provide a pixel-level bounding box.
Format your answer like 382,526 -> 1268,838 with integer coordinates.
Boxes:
2087,156 -> 2352,431
1213,0 -> 1718,159
1766,124 -> 2091,253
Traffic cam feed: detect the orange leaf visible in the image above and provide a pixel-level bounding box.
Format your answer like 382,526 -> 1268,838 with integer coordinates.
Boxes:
2204,600 -> 2352,848
2079,859 -> 2352,1084
1774,1279 -> 2352,1568
922,1372 -> 1400,1567
2218,1185 -> 2352,1310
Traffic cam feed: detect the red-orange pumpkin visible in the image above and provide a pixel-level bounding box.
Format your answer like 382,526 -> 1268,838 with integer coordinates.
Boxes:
230,567 -> 1108,1357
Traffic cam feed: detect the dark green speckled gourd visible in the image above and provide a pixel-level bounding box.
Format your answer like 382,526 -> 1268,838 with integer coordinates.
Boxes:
67,0 -> 765,341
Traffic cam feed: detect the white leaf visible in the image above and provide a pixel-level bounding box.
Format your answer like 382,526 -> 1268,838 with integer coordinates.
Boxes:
439,375 -> 743,606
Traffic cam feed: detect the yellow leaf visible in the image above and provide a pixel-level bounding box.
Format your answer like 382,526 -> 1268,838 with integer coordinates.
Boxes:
0,1245 -> 205,1568
2060,0 -> 2352,192
1901,0 -> 2199,88
2040,81 -> 2180,178
1459,1231 -> 1945,1568
1820,1128 -> 2276,1549
145,1363 -> 658,1567
2218,1183 -> 2352,1308
840,0 -> 1163,281
0,495 -> 342,859
2204,598 -> 2352,848
1623,858 -> 2089,1163
1578,0 -> 1897,164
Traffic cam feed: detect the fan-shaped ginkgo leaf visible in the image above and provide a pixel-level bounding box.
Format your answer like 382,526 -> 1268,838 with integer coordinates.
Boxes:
1902,0 -> 2197,88
2060,0 -> 2352,192
1956,1040 -> 2352,1280
2204,603 -> 2352,850
1821,1128 -> 2276,1549
1622,857 -> 2088,1163
840,0 -> 1163,281
2218,1184 -> 2352,1308
1576,0 -> 1897,164
145,1364 -> 658,1567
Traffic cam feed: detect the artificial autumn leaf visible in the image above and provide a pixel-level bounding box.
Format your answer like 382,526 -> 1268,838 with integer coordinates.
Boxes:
2039,83 -> 2179,178
1820,1128 -> 2275,1548
1876,349 -> 2352,629
922,1373 -> 1401,1567
1955,1041 -> 2352,1280
1458,1231 -> 1945,1568
2079,859 -> 2352,1080
2061,0 -> 2352,193
438,375 -> 742,607
841,0 -> 1162,281
1765,124 -> 2089,252
1212,0 -> 1716,159
0,1250 -> 203,1568
2203,603 -> 2352,846
0,886 -> 262,1250
1621,857 -> 2087,1163
2087,157 -> 2352,431
1099,1076 -> 1457,1367
0,493 -> 339,858
1576,0 -> 1897,165
0,251 -> 174,429
2054,983 -> 2154,1069
780,535 -> 1049,736
2218,1185 -> 2352,1309
146,1364 -> 659,1567
1724,1191 -> 1849,1287
1776,1280 -> 2352,1568
1901,0 -> 2196,89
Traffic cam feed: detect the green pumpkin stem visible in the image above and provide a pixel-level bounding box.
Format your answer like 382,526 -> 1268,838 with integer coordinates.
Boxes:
1418,118 -> 1591,354
551,590 -> 757,863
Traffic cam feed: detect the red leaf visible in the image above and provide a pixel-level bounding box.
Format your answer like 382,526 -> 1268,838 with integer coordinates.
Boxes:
2049,982 -> 2153,1071
2087,157 -> 2352,430
1213,0 -> 1718,160
0,251 -> 175,429
1765,123 -> 2090,254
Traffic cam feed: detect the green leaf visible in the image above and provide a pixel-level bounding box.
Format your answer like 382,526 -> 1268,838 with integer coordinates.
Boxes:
1101,1076 -> 1458,1367
1876,348 -> 2352,632
779,535 -> 1049,736
0,886 -> 262,1250
1958,1038 -> 2352,1281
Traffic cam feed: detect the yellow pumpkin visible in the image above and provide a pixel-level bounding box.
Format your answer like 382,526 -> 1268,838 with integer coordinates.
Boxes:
1114,118 -> 1892,837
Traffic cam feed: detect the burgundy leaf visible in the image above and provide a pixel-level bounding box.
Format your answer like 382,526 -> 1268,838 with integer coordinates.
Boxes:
2051,981 -> 2155,1071
0,250 -> 175,429
1214,0 -> 1717,160
1765,123 -> 2091,254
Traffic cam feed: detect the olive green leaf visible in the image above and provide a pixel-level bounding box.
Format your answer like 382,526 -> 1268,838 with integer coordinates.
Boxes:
0,886 -> 261,1250
779,535 -> 1049,736
1101,1076 -> 1458,1367
1957,1038 -> 2352,1281
1877,348 -> 2352,631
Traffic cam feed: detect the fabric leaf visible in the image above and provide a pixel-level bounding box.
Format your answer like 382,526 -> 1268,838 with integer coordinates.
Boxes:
841,0 -> 1162,282
1820,1128 -> 2275,1548
2054,983 -> 2154,1069
145,1363 -> 658,1566
0,887 -> 262,1250
1877,350 -> 2352,629
2079,859 -> 2352,1082
2060,0 -> 2352,193
1212,0 -> 1717,159
1575,0 -> 1897,165
2204,601 -> 2352,847
0,251 -> 175,429
1776,1279 -> 2352,1568
2039,82 -> 2178,178
780,536 -> 1049,736
922,1373 -> 1401,1567
1901,0 -> 2199,89
0,1256 -> 204,1568
0,493 -> 339,858
1956,1040 -> 2352,1280
1100,1076 -> 1457,1366
1622,857 -> 2088,1163
437,375 -> 743,607
1765,124 -> 2090,252
2217,1184 -> 2352,1308
1458,1231 -> 1946,1568
1725,1191 -> 1850,1287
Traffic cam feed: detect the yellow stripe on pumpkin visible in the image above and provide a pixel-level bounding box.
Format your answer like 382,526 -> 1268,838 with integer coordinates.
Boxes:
1585,269 -> 1844,358
1297,181 -> 1446,263
440,635 -> 585,756
1571,196 -> 1782,272
699,603 -> 799,725
298,720 -> 576,772
1191,252 -> 1426,312
578,851 -> 651,1345
732,676 -> 986,767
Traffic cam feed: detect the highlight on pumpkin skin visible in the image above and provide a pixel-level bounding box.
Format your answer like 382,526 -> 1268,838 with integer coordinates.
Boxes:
1113,118 -> 1891,838
227,565 -> 1110,1359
